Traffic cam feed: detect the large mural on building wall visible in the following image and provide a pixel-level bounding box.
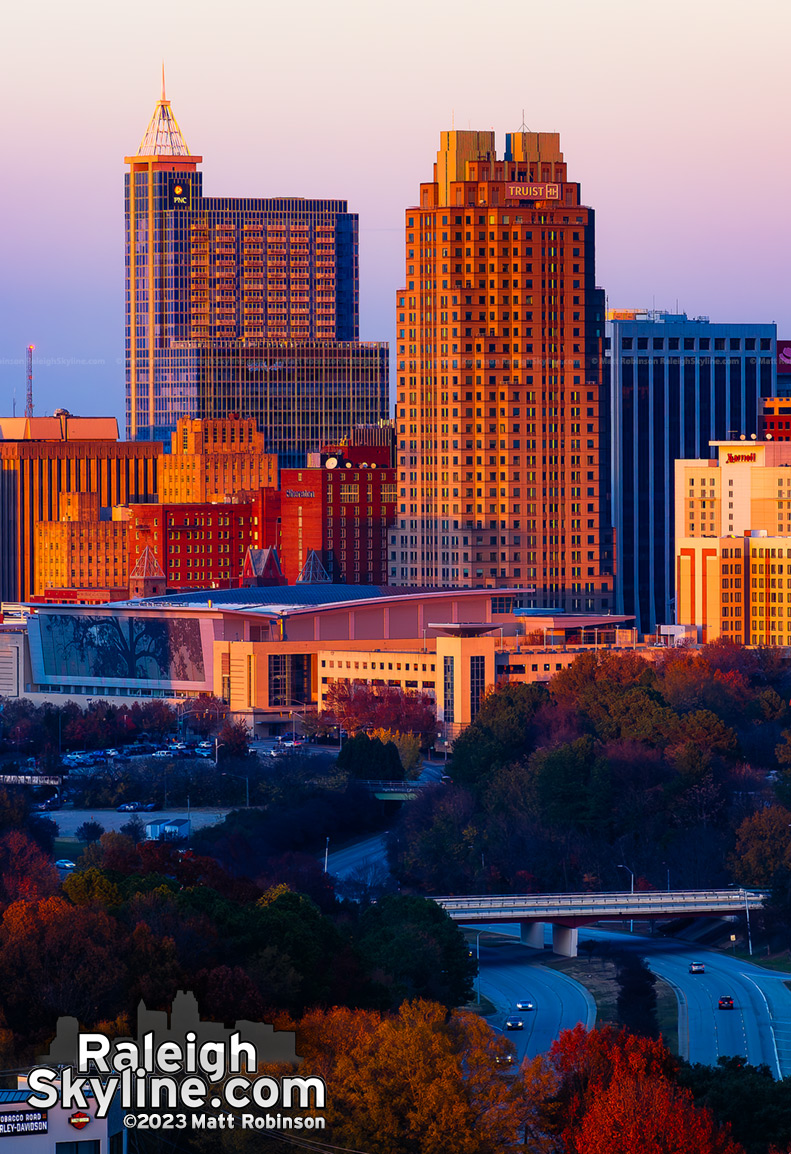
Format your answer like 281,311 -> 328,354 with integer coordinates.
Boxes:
38,613 -> 205,683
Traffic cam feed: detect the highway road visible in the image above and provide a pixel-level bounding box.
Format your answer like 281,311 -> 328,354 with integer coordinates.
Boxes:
474,935 -> 595,1063
584,928 -> 791,1076
472,922 -> 791,1077
325,832 -> 390,879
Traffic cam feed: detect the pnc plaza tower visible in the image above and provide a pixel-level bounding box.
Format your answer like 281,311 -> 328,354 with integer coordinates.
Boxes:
391,129 -> 613,611
125,79 -> 387,465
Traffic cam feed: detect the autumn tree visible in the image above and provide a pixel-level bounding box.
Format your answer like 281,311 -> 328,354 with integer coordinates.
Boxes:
0,831 -> 59,908
293,1000 -> 529,1154
731,806 -> 791,887
541,1025 -> 743,1154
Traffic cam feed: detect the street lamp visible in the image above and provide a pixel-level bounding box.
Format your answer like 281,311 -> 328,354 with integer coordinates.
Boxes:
617,863 -> 635,933
324,836 -> 330,874
221,771 -> 249,807
214,739 -> 225,767
741,888 -> 753,957
473,929 -> 485,1005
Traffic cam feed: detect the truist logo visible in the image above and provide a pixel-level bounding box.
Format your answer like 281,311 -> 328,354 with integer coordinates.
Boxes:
726,452 -> 756,464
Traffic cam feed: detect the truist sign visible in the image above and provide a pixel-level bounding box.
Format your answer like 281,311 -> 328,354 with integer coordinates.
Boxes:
506,183 -> 561,200
725,452 -> 756,464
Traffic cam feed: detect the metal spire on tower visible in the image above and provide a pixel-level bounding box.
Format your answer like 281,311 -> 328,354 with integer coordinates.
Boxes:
25,345 -> 34,420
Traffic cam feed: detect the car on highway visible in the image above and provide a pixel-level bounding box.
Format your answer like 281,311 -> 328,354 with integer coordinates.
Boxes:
718,996 -> 735,1010
515,999 -> 535,1011
54,859 -> 76,871
689,962 -> 705,974
504,1016 -> 524,1030
494,1052 -> 514,1066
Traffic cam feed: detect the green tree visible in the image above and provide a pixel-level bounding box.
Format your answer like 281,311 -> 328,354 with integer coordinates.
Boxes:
450,682 -> 549,785
338,732 -> 403,780
357,894 -> 476,1009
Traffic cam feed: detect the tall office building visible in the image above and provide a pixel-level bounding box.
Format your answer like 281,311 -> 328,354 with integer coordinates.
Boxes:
608,311 -> 776,634
390,129 -> 613,611
125,82 -> 387,463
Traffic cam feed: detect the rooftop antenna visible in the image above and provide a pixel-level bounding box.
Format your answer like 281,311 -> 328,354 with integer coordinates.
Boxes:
519,109 -> 531,133
161,60 -> 166,102
25,345 -> 34,420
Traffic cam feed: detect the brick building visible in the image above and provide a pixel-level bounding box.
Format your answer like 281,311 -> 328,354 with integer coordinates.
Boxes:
128,500 -> 255,591
35,492 -> 129,598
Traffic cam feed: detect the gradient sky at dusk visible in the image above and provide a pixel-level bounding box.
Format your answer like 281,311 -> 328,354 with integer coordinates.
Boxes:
1,0 -> 789,429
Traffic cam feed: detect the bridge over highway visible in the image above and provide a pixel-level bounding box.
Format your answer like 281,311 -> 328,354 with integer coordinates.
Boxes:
433,889 -> 768,956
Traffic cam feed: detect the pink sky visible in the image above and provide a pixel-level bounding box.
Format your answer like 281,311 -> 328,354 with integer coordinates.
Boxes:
1,0 -> 789,426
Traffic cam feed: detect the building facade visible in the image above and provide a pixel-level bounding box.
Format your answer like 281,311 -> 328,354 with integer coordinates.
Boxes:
675,439 -> 791,644
159,416 -> 277,502
390,129 -> 612,611
609,310 -> 776,635
35,492 -> 129,597
0,415 -> 158,603
125,85 -> 388,461
127,500 -> 254,591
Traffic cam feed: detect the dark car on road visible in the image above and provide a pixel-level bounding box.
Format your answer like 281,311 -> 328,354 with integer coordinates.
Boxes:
718,996 -> 734,1010
504,1016 -> 524,1030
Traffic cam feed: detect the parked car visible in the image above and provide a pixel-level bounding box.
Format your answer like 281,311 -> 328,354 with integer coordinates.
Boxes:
689,962 -> 705,974
142,801 -> 159,811
504,1016 -> 524,1031
196,748 -> 214,759
718,996 -> 735,1010
117,802 -> 140,812
152,750 -> 171,759
54,859 -> 76,871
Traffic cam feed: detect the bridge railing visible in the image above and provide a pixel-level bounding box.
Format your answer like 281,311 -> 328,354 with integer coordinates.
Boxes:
434,888 -> 768,919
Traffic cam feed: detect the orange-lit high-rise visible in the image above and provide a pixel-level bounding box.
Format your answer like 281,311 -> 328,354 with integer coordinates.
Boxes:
390,129 -> 613,611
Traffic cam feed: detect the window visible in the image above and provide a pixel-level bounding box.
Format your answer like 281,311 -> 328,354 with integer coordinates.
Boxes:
470,655 -> 485,719
443,656 -> 455,725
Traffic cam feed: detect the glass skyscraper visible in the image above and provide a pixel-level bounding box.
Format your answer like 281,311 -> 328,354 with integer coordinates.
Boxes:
125,83 -> 387,464
607,310 -> 776,634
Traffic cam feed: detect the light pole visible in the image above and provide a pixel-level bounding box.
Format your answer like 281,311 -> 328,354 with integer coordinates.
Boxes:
617,863 -> 635,933
474,929 -> 484,1004
742,888 -> 753,956
214,739 -> 225,767
221,771 -> 249,807
324,836 -> 330,874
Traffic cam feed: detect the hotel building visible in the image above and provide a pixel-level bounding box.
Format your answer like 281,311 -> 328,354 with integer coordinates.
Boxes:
609,311 -> 776,635
125,82 -> 387,461
675,439 -> 791,645
390,128 -> 613,611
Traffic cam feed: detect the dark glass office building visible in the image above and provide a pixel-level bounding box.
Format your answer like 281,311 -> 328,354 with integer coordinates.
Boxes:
608,311 -> 776,634
125,85 -> 387,463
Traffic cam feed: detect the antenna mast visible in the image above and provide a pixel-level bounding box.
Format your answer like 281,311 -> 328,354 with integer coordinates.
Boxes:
25,345 -> 34,419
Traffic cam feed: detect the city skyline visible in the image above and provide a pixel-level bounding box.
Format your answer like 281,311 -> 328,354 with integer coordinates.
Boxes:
1,0 -> 789,428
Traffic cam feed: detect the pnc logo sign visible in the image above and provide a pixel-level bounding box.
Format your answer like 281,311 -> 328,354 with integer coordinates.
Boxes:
725,452 -> 756,463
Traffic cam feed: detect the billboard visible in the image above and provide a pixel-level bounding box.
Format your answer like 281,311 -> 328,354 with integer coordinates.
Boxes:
31,612 -> 209,689
777,340 -> 791,375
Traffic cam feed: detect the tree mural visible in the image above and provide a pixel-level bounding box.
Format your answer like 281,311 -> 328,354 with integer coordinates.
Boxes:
40,613 -> 205,682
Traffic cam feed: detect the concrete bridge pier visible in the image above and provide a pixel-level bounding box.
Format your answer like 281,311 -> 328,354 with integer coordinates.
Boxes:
552,925 -> 578,958
519,922 -> 545,949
